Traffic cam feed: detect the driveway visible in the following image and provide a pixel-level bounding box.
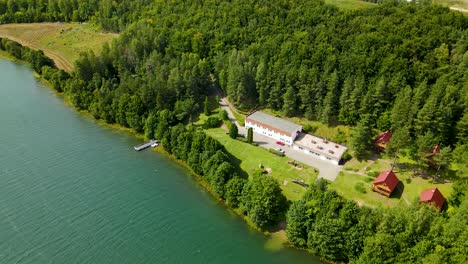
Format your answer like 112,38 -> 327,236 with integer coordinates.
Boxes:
219,97 -> 246,134
251,131 -> 342,181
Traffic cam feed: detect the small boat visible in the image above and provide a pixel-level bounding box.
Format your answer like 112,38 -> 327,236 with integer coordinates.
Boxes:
151,142 -> 158,147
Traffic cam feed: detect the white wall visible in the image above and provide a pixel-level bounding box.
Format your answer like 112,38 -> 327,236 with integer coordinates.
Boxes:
245,120 -> 294,145
293,145 -> 339,165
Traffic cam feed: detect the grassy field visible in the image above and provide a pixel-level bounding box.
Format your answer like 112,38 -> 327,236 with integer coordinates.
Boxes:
434,0 -> 468,12
0,23 -> 117,72
261,108 -> 352,145
325,0 -> 376,10
205,127 -> 318,201
331,171 -> 405,207
336,155 -> 454,208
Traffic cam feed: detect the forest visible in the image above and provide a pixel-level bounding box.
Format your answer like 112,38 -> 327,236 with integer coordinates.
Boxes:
0,0 -> 467,263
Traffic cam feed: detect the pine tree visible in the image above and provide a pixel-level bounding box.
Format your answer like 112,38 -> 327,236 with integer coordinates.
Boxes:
229,122 -> 238,139
350,115 -> 373,160
203,96 -> 211,116
247,127 -> 253,144
283,85 -> 297,117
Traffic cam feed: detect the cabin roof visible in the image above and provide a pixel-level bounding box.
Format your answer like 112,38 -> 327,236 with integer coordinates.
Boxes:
420,188 -> 445,209
375,130 -> 392,143
373,170 -> 399,193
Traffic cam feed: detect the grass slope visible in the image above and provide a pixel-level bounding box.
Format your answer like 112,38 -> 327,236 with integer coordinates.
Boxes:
335,157 -> 453,208
205,127 -> 318,201
434,0 -> 468,12
0,23 -> 117,72
325,0 -> 376,10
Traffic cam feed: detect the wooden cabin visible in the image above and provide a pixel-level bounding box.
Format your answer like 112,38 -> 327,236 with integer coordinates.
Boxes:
420,188 -> 445,210
374,131 -> 392,151
372,170 -> 399,197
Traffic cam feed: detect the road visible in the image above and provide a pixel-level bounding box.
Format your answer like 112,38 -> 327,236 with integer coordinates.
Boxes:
217,96 -> 342,181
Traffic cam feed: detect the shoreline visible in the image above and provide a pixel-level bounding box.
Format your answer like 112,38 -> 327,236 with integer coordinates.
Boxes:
0,51 -> 306,258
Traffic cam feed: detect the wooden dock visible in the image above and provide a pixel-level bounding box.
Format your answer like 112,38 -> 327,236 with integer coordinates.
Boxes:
134,139 -> 158,151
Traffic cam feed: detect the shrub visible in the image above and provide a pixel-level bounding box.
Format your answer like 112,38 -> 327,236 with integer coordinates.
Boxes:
229,122 -> 238,139
205,116 -> 221,128
367,171 -> 379,177
269,148 -> 285,157
236,137 -> 248,143
303,124 -> 318,133
364,177 -> 374,183
219,109 -> 229,121
342,151 -> 353,162
354,182 -> 367,194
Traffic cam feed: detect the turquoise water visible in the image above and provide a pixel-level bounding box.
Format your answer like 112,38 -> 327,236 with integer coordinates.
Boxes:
0,59 -> 320,263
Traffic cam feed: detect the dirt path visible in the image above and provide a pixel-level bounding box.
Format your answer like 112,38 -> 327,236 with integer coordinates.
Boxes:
0,23 -> 74,72
450,6 -> 468,13
0,33 -> 73,72
358,160 -> 375,174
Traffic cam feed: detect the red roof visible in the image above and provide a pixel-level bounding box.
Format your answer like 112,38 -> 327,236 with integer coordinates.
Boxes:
420,188 -> 445,209
373,170 -> 399,193
375,131 -> 392,144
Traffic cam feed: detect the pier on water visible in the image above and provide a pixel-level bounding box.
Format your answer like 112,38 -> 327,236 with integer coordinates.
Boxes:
134,139 -> 158,151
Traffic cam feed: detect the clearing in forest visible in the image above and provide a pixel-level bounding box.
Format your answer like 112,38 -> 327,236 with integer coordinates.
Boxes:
325,0 -> 376,10
0,23 -> 117,72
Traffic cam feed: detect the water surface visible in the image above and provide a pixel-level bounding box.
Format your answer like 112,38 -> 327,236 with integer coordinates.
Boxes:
0,59 -> 320,263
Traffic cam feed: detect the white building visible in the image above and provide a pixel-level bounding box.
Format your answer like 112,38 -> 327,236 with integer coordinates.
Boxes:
293,133 -> 348,165
245,111 -> 302,145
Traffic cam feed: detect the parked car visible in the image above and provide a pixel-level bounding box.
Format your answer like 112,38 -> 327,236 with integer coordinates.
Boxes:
276,141 -> 285,146
276,148 -> 285,153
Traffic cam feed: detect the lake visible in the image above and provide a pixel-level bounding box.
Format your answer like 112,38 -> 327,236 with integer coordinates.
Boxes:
0,59 -> 320,263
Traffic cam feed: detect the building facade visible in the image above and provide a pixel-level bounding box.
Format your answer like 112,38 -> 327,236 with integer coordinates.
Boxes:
245,111 -> 302,145
293,133 -> 348,165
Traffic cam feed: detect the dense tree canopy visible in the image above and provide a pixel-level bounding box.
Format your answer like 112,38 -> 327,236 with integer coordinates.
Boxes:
2,0 -> 467,150
1,1 -> 468,263
286,180 -> 468,263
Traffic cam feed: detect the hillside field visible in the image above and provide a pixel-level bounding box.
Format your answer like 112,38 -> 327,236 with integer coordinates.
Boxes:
325,0 -> 376,9
0,23 -> 117,72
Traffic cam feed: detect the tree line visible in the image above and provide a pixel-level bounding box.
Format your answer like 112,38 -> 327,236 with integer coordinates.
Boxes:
286,179 -> 467,263
1,0 -> 467,262
1,37 -> 289,231
1,1 -> 467,152
1,37 -> 467,264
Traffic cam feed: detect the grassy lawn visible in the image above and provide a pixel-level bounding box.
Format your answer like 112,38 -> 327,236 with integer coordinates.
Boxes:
325,0 -> 376,10
343,158 -> 370,172
206,127 -> 319,201
330,171 -> 404,207
434,0 -> 468,11
260,108 -> 352,145
0,23 -> 117,72
335,157 -> 454,208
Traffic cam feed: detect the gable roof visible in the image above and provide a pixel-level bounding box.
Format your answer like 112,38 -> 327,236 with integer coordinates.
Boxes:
375,131 -> 392,143
420,188 -> 445,209
246,111 -> 302,136
373,170 -> 399,193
